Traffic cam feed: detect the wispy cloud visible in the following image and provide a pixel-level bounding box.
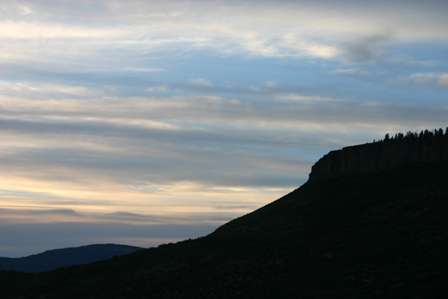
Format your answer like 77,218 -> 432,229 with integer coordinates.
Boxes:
406,72 -> 448,88
1,1 -> 447,66
339,33 -> 393,63
0,21 -> 124,39
331,68 -> 369,76
190,78 -> 214,88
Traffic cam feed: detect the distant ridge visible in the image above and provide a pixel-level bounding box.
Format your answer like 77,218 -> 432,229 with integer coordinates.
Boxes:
0,244 -> 142,272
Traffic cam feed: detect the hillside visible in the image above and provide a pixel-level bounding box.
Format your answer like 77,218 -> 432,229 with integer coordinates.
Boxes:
0,244 -> 141,273
1,130 -> 447,298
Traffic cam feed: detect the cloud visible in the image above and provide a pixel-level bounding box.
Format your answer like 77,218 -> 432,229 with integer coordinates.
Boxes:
407,72 -> 448,88
0,0 -> 447,67
274,93 -> 337,103
4,79 -> 447,240
0,21 -> 124,39
437,74 -> 448,87
145,85 -> 169,93
122,67 -> 165,73
0,207 -> 239,226
281,34 -> 340,59
340,34 -> 393,63
0,89 -> 446,201
331,68 -> 369,76
190,78 -> 214,88
0,81 -> 95,98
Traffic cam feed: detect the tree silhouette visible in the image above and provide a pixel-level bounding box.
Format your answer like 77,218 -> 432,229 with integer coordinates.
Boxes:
377,127 -> 448,144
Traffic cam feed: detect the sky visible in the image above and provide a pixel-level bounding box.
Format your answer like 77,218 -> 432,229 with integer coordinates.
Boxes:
1,0 -> 448,257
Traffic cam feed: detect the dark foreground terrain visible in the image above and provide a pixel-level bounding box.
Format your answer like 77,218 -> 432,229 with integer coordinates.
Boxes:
0,244 -> 141,272
1,131 -> 448,298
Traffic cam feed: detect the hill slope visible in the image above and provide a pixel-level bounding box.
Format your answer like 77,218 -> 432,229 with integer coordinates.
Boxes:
1,132 -> 447,298
0,244 -> 141,272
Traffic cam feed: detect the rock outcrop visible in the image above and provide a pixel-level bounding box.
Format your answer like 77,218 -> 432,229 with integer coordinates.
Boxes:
310,132 -> 448,182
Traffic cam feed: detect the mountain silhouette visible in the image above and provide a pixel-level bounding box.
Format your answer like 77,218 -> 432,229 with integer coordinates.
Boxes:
0,244 -> 141,272
1,129 -> 447,298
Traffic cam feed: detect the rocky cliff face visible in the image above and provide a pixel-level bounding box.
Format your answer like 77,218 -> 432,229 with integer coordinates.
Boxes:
309,134 -> 448,182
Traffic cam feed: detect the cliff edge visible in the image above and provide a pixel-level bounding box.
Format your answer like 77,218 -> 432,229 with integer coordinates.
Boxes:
309,129 -> 448,182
